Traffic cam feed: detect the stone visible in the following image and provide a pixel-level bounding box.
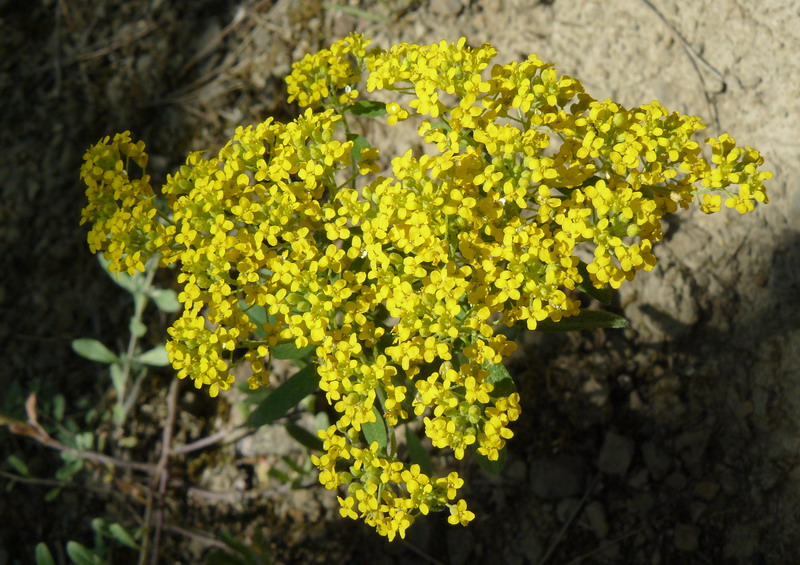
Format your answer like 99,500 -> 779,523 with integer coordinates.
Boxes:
597,432 -> 635,475
447,527 -> 475,565
642,441 -> 673,480
584,500 -> 610,538
693,481 -> 720,501
674,523 -> 700,551
529,454 -> 587,500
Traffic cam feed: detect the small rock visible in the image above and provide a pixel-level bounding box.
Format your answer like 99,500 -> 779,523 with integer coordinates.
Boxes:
504,458 -> 528,482
584,500 -> 609,538
693,481 -> 720,501
631,492 -> 655,516
723,523 -> 759,559
530,454 -> 586,500
516,525 -> 544,563
626,467 -> 650,490
674,523 -> 700,551
675,429 -> 712,467
447,526 -> 475,565
642,441 -> 673,480
556,497 -> 582,523
597,432 -> 635,475
665,471 -> 688,491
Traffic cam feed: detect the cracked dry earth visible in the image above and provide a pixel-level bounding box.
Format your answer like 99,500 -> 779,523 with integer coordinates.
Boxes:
2,0 -> 799,563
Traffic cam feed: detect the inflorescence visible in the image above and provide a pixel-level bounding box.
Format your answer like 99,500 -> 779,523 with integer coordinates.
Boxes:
80,34 -> 770,540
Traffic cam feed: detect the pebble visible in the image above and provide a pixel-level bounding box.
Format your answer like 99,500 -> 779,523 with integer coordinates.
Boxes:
584,500 -> 609,538
693,481 -> 720,501
675,429 -> 712,467
530,454 -> 586,500
673,523 -> 700,551
626,467 -> 650,490
597,431 -> 635,475
723,523 -> 759,559
516,525 -> 544,563
665,471 -> 688,491
556,497 -> 582,524
642,441 -> 673,480
447,527 -> 475,565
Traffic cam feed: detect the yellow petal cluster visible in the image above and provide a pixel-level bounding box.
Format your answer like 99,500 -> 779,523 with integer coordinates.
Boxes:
80,34 -> 771,539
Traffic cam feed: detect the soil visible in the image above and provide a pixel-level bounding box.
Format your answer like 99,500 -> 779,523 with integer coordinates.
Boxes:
2,0 -> 799,564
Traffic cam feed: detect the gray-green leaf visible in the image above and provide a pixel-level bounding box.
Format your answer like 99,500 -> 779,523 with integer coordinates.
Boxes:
72,339 -> 118,364
135,345 -> 169,367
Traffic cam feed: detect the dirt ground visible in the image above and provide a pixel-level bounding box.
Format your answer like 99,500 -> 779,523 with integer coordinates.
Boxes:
2,0 -> 799,563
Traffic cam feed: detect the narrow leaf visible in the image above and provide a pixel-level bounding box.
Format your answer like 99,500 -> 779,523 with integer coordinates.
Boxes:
247,365 -> 319,427
474,447 -> 506,475
72,339 -> 118,364
576,261 -> 612,304
346,100 -> 387,117
284,423 -> 324,452
405,426 -> 433,476
35,543 -> 55,565
7,455 -> 30,477
98,254 -> 144,295
485,362 -> 517,398
108,523 -> 139,549
147,288 -> 181,313
362,406 -> 388,452
109,364 -> 125,396
534,309 -> 629,332
44,487 -> 61,501
129,318 -> 147,338
65,541 -> 103,565
347,133 -> 372,163
271,342 -> 315,360
135,345 -> 169,367
241,303 -> 269,339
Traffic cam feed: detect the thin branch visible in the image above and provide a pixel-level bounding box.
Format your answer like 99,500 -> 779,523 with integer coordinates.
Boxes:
537,473 -> 600,565
172,425 -> 256,455
147,378 -> 180,565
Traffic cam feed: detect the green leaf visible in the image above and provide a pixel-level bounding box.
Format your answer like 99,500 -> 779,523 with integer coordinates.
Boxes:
534,309 -> 629,332
147,288 -> 181,313
347,133 -> 373,163
98,254 -> 145,295
271,342 -> 315,360
72,339 -> 119,364
129,318 -> 147,338
362,406 -> 388,452
53,394 -> 66,421
35,543 -> 55,565
284,423 -> 324,452
44,487 -> 61,501
346,100 -> 387,117
66,541 -> 104,565
486,362 -> 517,398
241,303 -> 269,339
474,447 -> 507,475
108,523 -> 139,550
405,426 -> 433,476
576,261 -> 612,304
135,345 -> 169,367
109,364 -> 125,396
7,455 -> 30,477
247,365 -> 319,427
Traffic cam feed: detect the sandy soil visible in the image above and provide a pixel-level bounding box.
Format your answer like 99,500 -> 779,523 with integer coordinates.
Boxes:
2,0 -> 798,563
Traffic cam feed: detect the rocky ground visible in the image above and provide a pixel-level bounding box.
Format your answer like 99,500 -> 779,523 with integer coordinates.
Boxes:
2,0 -> 799,563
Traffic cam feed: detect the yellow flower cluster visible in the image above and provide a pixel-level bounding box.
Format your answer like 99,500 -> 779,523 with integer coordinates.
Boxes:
80,33 -> 770,540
